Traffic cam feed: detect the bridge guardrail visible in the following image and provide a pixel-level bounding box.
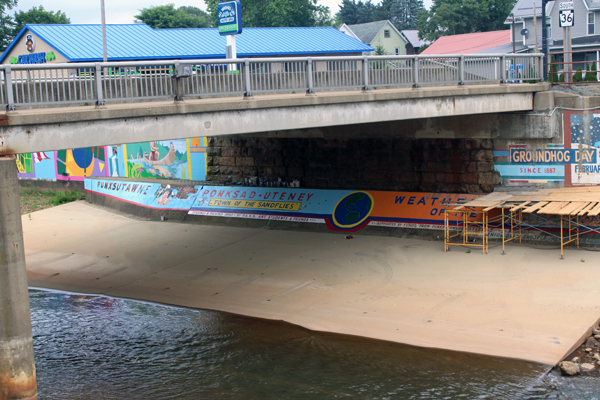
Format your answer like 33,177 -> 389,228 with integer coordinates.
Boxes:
0,54 -> 543,110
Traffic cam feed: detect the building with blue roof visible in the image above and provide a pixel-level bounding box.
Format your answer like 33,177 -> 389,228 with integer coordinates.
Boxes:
1,23 -> 373,65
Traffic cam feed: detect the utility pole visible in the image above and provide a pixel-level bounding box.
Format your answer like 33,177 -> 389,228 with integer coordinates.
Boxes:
542,0 -> 549,80
510,13 -> 516,53
533,2 -> 539,54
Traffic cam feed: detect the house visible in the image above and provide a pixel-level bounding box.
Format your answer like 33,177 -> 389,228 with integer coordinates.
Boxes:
339,20 -> 408,55
1,24 -> 373,65
506,0 -> 600,71
420,30 -> 512,55
401,30 -> 431,54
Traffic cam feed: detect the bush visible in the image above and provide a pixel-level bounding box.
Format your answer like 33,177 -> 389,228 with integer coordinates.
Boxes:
47,190 -> 85,206
584,62 -> 598,81
558,73 -> 565,83
547,55 -> 559,83
573,68 -> 583,82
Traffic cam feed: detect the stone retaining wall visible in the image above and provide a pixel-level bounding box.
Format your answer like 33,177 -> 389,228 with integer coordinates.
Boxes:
206,137 -> 500,193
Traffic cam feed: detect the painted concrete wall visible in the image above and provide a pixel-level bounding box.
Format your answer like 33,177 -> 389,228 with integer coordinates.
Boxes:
17,137 -> 208,182
86,177 -> 480,231
494,110 -> 600,187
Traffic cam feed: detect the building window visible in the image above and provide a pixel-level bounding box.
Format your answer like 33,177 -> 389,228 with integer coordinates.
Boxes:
384,30 -> 391,38
395,47 -> 400,55
589,13 -> 595,35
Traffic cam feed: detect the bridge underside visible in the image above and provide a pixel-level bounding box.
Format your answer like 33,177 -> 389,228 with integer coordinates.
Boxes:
0,84 -> 545,155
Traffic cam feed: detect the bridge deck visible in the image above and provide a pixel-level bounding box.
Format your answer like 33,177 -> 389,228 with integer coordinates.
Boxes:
1,83 -> 548,154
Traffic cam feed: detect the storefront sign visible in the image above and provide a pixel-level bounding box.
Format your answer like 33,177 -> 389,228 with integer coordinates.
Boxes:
218,0 -> 242,36
17,52 -> 46,64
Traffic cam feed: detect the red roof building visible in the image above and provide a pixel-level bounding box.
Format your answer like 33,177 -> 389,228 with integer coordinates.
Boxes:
421,30 -> 511,55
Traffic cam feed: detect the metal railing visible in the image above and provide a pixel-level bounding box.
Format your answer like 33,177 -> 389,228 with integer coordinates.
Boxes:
548,50 -> 600,85
0,54 -> 544,110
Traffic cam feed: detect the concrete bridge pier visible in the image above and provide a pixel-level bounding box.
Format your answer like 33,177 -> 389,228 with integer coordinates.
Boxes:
0,158 -> 37,400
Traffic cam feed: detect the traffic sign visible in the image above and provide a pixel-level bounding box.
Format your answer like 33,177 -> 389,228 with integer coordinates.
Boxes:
559,9 -> 574,27
559,2 -> 574,10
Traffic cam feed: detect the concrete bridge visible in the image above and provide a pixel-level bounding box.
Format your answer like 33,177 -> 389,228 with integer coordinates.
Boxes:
0,54 -> 546,154
0,54 -> 555,400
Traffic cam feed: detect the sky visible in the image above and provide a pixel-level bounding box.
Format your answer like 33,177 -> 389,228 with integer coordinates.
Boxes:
12,0 -> 433,25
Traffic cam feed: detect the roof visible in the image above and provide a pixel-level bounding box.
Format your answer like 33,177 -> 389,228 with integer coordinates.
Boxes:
2,24 -> 373,63
344,20 -> 405,45
401,30 -> 431,48
421,30 -> 511,55
553,34 -> 600,48
508,0 -> 543,20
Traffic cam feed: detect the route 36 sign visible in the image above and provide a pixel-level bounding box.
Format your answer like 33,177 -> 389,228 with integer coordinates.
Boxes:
559,9 -> 574,27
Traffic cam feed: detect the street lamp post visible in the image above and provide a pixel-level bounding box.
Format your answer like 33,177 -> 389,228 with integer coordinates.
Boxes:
101,0 -> 107,63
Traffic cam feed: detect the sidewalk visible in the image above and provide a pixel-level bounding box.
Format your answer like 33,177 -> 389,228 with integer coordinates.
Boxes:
22,201 -> 600,365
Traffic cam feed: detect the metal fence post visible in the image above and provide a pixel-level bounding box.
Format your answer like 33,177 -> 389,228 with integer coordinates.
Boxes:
538,55 -> 544,82
306,58 -> 315,94
501,55 -> 507,83
95,63 -> 105,106
5,67 -> 14,111
412,56 -> 420,88
363,57 -> 370,91
459,55 -> 465,85
173,61 -> 182,102
244,59 -> 253,98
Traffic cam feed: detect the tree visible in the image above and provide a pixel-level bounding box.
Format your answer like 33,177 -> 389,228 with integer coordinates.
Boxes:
205,0 -> 333,28
0,0 -> 17,51
417,0 -> 516,42
12,6 -> 70,39
380,0 -> 423,30
336,0 -> 382,25
584,62 -> 597,82
135,4 -> 211,29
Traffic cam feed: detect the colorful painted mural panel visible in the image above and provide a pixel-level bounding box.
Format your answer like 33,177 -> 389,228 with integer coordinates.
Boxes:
16,153 -> 34,177
86,179 -> 482,232
16,137 -> 208,182
85,179 -> 200,210
565,111 -> 600,186
494,111 -> 600,186
124,139 -> 190,180
55,147 -> 109,181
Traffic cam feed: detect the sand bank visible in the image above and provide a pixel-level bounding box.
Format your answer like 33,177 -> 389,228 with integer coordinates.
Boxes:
21,201 -> 600,365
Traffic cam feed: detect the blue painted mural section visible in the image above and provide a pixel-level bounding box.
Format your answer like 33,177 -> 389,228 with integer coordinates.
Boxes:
85,179 -> 200,210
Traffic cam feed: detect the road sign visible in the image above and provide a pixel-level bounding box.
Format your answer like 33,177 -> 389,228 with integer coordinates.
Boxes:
559,2 -> 574,10
559,9 -> 574,27
217,0 -> 242,36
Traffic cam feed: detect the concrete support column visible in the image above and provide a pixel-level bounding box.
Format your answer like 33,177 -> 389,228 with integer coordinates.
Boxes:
0,158 -> 37,400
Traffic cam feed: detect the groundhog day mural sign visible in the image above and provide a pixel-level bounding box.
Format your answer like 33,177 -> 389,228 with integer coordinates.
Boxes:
494,111 -> 600,186
86,179 -> 480,232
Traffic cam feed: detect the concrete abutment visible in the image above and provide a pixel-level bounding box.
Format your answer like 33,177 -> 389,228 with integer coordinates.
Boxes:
0,158 -> 37,400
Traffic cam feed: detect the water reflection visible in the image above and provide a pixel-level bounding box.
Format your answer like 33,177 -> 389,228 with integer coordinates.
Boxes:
29,289 -> 595,399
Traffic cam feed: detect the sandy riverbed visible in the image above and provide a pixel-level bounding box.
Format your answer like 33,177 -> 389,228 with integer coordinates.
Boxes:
21,201 -> 600,365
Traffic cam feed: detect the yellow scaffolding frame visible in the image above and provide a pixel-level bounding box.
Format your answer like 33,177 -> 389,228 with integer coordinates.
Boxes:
559,214 -> 580,259
500,205 -> 524,255
444,205 -> 489,254
442,188 -> 600,258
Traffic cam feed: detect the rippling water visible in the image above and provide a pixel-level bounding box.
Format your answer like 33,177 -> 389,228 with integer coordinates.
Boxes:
29,289 -> 598,399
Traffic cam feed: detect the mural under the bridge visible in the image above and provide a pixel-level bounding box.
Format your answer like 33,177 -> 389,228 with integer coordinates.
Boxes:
17,138 -> 208,182
86,178 -> 481,232
122,139 -> 190,180
494,111 -> 600,187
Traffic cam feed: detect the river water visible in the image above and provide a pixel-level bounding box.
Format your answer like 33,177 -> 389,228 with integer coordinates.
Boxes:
30,289 -> 599,400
